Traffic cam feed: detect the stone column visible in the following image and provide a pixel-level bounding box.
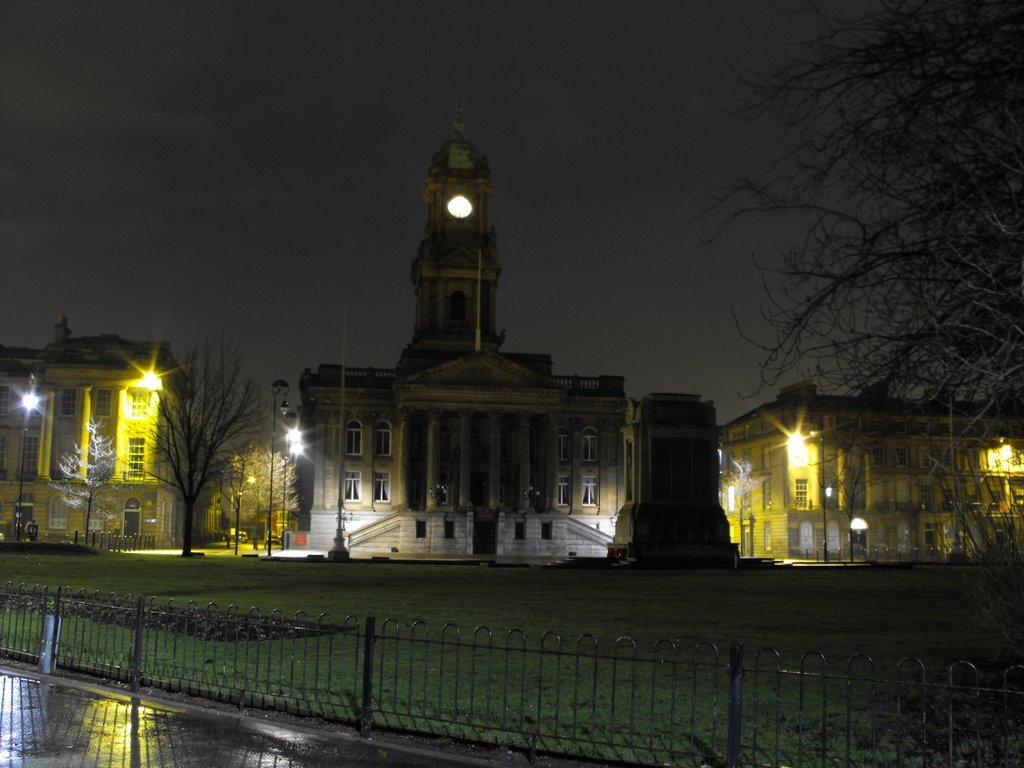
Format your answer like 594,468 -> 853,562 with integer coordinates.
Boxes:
426,410 -> 441,511
459,411 -> 472,509
545,415 -> 560,511
517,413 -> 531,512
489,413 -> 502,508
391,411 -> 408,508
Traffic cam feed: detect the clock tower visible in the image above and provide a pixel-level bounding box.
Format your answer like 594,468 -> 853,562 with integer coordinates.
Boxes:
403,107 -> 502,369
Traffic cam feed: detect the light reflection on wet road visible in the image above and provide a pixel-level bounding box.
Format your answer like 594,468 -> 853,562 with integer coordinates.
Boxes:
0,671 -> 464,767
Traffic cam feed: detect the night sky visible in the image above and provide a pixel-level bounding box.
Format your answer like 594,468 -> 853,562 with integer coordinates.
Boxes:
0,1 -> 868,422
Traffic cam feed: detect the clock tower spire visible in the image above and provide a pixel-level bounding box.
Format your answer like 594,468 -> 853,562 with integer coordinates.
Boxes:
406,107 -> 502,362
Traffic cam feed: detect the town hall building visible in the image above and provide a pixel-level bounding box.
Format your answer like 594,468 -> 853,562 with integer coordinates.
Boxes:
297,111 -> 734,563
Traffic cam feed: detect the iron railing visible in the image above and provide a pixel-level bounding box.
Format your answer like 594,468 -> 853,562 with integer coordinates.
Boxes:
0,581 -> 1020,767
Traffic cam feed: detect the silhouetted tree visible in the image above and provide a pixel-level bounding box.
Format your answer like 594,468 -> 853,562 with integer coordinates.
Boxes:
154,338 -> 264,557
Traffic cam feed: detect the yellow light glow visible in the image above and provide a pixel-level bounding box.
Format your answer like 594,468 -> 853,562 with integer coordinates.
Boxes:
788,433 -> 809,467
138,371 -> 162,390
446,194 -> 473,218
727,485 -> 736,512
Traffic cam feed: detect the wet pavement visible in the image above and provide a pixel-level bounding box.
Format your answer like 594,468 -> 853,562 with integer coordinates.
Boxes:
0,668 -> 545,767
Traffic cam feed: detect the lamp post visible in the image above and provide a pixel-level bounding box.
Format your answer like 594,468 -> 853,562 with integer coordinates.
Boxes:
16,390 -> 40,541
234,475 -> 255,556
820,431 -> 828,564
329,308 -> 350,562
267,380 -> 289,556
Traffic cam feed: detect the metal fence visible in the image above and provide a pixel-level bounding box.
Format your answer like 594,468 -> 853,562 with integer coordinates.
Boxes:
0,581 -> 1021,767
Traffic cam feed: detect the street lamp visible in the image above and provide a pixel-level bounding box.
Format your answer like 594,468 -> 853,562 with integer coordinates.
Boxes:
267,379 -> 289,556
329,308 -> 351,562
824,485 -> 833,563
16,390 -> 40,541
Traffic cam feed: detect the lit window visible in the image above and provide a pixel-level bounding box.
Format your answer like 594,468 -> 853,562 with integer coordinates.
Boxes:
94,389 -> 112,418
346,421 -> 362,455
20,436 -> 38,480
375,422 -> 391,456
582,427 -> 597,462
557,475 -> 569,506
374,472 -> 390,503
557,429 -> 570,462
795,479 -> 808,509
345,471 -> 361,502
48,498 -> 68,531
582,476 -> 597,506
130,389 -> 150,418
59,388 -> 76,417
127,438 -> 145,479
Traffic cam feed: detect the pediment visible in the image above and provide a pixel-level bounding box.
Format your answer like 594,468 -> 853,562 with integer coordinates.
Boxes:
399,351 -> 558,391
444,246 -> 482,269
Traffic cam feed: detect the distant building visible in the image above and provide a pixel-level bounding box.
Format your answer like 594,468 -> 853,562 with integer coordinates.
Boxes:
0,315 -> 179,545
297,112 -> 735,563
720,380 -> 1024,561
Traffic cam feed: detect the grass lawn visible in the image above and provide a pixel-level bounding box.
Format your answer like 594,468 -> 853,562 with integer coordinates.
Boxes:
0,546 -> 1001,672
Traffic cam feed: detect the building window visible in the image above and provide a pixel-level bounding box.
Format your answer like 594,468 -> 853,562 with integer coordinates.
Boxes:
129,389 -> 150,419
920,448 -> 934,469
870,446 -> 885,467
557,475 -> 569,506
20,436 -> 38,480
582,427 -> 597,462
794,479 -> 808,509
94,389 -> 112,418
763,522 -> 772,552
761,445 -> 771,469
514,521 -> 525,540
918,483 -> 932,510
762,477 -> 772,507
799,521 -> 814,555
895,446 -> 908,468
59,388 -> 77,417
415,519 -> 426,538
48,498 -> 68,531
541,522 -> 552,540
374,472 -> 391,503
444,519 -> 455,539
582,476 -> 598,506
345,471 -> 361,502
375,422 -> 391,456
450,291 -> 467,324
557,428 -> 570,462
346,421 -> 362,455
0,434 -> 6,474
127,438 -> 145,479
0,385 -> 8,415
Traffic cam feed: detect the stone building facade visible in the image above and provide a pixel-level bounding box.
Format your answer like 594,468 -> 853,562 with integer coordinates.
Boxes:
0,316 -> 180,545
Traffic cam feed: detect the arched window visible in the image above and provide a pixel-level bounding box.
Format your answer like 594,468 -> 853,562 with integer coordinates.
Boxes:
582,427 -> 598,462
799,522 -> 814,556
450,291 -> 467,323
375,422 -> 392,457
827,522 -> 841,554
346,420 -> 362,455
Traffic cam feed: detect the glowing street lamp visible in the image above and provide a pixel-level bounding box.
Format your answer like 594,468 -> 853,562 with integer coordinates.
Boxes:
234,475 -> 255,556
16,390 -> 40,541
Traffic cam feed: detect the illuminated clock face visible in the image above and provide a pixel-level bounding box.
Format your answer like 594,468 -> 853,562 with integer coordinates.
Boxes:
446,194 -> 473,219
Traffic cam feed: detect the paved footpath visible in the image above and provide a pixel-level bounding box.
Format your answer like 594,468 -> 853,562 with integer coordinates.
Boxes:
0,668 -> 601,768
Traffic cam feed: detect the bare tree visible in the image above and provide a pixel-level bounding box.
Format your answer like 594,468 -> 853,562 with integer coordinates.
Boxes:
714,0 -> 1024,411
154,337 -> 264,557
218,443 -> 299,545
50,420 -> 121,537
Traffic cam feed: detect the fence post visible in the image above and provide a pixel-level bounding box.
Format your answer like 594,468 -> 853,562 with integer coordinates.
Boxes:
38,586 -> 63,675
359,616 -> 376,732
131,595 -> 145,693
726,642 -> 744,768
